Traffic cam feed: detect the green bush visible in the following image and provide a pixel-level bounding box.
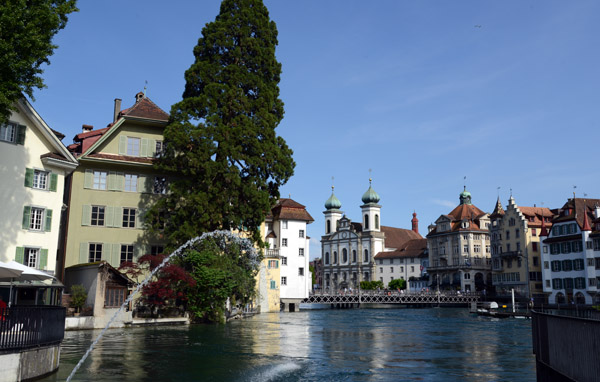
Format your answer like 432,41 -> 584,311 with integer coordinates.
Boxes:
360,280 -> 385,290
388,278 -> 406,290
70,284 -> 87,313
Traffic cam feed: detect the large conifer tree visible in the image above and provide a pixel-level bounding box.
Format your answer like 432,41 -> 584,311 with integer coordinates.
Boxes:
151,0 -> 294,248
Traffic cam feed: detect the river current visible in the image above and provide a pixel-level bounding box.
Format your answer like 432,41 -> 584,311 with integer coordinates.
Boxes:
42,307 -> 535,381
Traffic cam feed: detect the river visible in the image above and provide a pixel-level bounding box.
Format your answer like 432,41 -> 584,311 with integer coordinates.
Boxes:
41,307 -> 535,381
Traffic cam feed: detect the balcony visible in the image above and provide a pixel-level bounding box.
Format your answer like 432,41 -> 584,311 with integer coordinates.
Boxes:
428,258 -> 491,271
265,249 -> 280,258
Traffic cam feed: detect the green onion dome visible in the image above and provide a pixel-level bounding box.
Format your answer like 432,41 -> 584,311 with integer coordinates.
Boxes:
325,188 -> 342,210
361,180 -> 380,204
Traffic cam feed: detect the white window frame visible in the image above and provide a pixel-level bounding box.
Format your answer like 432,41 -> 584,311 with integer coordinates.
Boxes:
124,174 -> 138,192
299,229 -> 305,238
281,276 -> 287,286
299,248 -> 304,256
93,171 -> 107,190
25,247 -> 40,268
282,238 -> 288,247
0,122 -> 16,142
281,220 -> 288,229
127,137 -> 141,156
122,208 -> 137,228
29,207 -> 44,231
91,205 -> 105,226
33,169 -> 49,190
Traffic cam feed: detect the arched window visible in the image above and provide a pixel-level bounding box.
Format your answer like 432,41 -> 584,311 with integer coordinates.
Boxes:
364,249 -> 369,263
325,252 -> 330,265
326,220 -> 331,234
364,214 -> 369,229
352,250 -> 357,263
333,251 -> 338,264
375,214 -> 379,229
342,248 -> 348,263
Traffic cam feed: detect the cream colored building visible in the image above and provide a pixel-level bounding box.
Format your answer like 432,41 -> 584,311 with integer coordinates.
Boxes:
61,92 -> 169,280
0,98 -> 77,274
490,196 -> 553,302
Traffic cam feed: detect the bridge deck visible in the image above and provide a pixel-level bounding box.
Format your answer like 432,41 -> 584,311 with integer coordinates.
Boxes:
301,292 -> 480,305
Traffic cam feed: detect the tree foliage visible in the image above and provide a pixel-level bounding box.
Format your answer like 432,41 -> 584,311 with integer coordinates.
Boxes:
69,284 -> 87,312
147,0 -> 294,249
388,278 -> 406,290
360,280 -> 385,290
179,237 -> 260,323
0,0 -> 78,123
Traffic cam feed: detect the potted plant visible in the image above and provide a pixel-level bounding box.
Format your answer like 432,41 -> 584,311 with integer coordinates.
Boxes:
70,284 -> 87,316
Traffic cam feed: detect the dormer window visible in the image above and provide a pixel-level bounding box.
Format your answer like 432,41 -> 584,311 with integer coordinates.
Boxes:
461,221 -> 469,229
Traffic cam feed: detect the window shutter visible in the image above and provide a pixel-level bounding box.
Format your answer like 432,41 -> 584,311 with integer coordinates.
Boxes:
84,169 -> 93,189
15,247 -> 25,264
119,135 -> 127,155
49,173 -> 58,192
104,243 -> 112,263
40,249 -> 48,269
149,139 -> 156,157
79,243 -> 88,263
116,172 -> 124,191
22,206 -> 31,229
44,209 -> 53,232
140,138 -> 149,157
81,205 -> 91,226
16,124 -> 26,145
136,209 -> 144,229
108,172 -> 117,190
134,244 -> 144,260
105,206 -> 114,227
138,175 -> 151,193
116,207 -> 124,227
24,168 -> 34,187
112,243 -> 120,266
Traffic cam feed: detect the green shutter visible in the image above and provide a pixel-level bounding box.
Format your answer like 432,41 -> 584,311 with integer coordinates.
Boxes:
84,169 -> 93,189
112,244 -> 120,266
40,249 -> 48,269
15,247 -> 25,264
116,207 -> 123,227
108,172 -> 117,190
134,244 -> 144,261
138,175 -> 150,193
49,173 -> 58,192
81,205 -> 91,226
44,209 -> 53,232
104,243 -> 112,264
149,139 -> 156,157
136,208 -> 144,229
24,168 -> 34,188
79,243 -> 88,263
119,135 -> 127,155
116,172 -> 124,191
22,206 -> 31,229
16,124 -> 26,145
105,206 -> 114,227
140,138 -> 149,157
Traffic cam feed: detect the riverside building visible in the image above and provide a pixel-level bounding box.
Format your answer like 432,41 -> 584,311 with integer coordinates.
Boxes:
320,181 -> 421,291
426,188 -> 491,292
540,197 -> 600,305
489,196 -> 553,303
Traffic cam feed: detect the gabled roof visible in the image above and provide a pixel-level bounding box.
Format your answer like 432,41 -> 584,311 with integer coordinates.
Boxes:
448,203 -> 486,221
553,198 -> 600,230
269,198 -> 314,223
375,238 -> 427,259
16,97 -> 78,166
490,197 -> 505,219
119,95 -> 169,122
381,226 -> 422,249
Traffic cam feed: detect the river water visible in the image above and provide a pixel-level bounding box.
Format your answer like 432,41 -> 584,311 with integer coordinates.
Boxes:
42,307 -> 535,382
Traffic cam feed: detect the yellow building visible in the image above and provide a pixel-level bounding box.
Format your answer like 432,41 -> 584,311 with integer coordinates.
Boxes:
490,196 -> 553,303
255,222 -> 281,313
61,92 -> 169,282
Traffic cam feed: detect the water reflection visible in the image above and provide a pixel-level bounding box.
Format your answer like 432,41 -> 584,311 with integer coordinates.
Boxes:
42,308 -> 535,381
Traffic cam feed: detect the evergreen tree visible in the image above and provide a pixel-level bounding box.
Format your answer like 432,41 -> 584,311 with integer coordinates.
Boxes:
150,0 -> 294,248
0,0 -> 78,123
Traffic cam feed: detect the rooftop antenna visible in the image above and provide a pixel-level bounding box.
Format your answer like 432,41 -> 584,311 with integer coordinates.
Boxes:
510,188 -> 513,197
143,80 -> 148,97
497,186 -> 500,197
369,168 -> 373,184
573,185 -> 577,199
331,176 -> 335,192
463,176 -> 466,189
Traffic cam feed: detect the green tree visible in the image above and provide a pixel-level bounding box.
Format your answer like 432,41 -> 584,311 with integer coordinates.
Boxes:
69,284 -> 87,313
388,278 -> 406,290
149,0 -> 294,249
360,280 -> 384,290
0,0 -> 78,123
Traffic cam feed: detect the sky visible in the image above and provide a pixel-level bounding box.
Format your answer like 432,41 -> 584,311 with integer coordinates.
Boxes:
29,1 -> 600,259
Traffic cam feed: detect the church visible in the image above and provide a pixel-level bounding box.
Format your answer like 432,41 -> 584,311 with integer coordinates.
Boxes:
320,180 -> 421,291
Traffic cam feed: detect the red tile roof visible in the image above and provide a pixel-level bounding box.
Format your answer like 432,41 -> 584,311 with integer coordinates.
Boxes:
73,126 -> 110,142
86,153 -> 154,164
553,198 -> 600,230
381,226 -> 422,248
270,198 -> 314,222
448,203 -> 486,221
518,206 -> 554,228
40,152 -> 69,161
120,97 -> 169,121
375,238 -> 427,259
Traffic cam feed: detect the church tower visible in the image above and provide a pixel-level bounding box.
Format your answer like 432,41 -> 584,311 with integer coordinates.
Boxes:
360,178 -> 381,232
323,186 -> 343,235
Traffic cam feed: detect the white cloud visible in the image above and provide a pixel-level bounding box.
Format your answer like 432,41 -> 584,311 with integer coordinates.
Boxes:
431,199 -> 455,208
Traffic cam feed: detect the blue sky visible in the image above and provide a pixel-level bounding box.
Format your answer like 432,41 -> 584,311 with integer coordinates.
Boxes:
30,1 -> 600,259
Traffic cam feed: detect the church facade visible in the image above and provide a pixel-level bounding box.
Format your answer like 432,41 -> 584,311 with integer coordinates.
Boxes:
320,181 -> 421,291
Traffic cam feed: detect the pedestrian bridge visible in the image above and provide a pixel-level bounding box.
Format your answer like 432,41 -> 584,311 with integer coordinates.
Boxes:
301,291 -> 480,305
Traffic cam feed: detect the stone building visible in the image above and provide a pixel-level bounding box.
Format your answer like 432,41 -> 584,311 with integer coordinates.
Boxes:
374,237 -> 428,289
489,196 -> 553,302
321,181 -> 420,291
426,187 -> 491,292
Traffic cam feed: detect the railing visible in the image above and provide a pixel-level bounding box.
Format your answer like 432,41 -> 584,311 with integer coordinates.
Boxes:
427,262 -> 490,271
498,250 -> 523,259
0,306 -> 66,352
303,290 -> 480,305
265,249 -> 280,258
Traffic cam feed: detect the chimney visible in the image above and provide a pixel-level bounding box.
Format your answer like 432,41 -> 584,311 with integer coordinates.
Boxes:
113,98 -> 122,122
82,124 -> 93,133
135,92 -> 144,103
411,212 -> 419,235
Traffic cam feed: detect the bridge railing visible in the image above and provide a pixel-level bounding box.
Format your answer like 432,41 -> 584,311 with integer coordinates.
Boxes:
310,289 -> 480,298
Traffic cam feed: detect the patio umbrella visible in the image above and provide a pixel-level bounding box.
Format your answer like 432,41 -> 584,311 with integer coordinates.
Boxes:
3,261 -> 54,306
0,261 -> 24,280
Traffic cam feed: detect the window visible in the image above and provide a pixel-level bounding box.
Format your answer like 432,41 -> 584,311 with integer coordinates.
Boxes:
352,250 -> 357,263
0,122 -> 17,142
270,280 -> 276,289
375,214 -> 379,229
364,272 -> 370,281
411,266 -> 415,272
32,170 -> 49,190
506,231 -> 510,239
474,244 -> 481,253
89,243 -> 102,262
91,206 -> 105,226
299,267 -> 304,276
551,261 -> 561,272
120,245 -> 134,264
151,245 -> 164,256
299,248 -> 305,257
587,258 -> 595,267
516,242 -> 521,251
516,229 -> 520,238
587,241 -> 593,250
507,244 -> 511,252
299,229 -> 305,238
29,207 -> 44,231
127,137 -> 140,156
595,239 -> 600,251
124,174 -> 138,192
325,252 -> 329,265
92,171 -> 107,190
390,267 -> 394,273
562,260 -> 573,272
531,242 -> 538,252
509,218 -> 516,226
380,267 -> 383,273
546,280 -> 551,288
122,208 -> 136,228
563,278 -> 574,289
281,256 -> 287,265
282,238 -> 288,247
326,220 -> 331,234
25,248 -> 39,268
463,245 -> 468,253
533,257 -> 539,266
281,276 -> 287,286
105,287 -> 126,308
364,214 -> 369,229
573,259 -> 584,271
589,278 -> 597,287
464,273 -> 471,280
532,228 -> 537,237
155,141 -> 164,157
574,277 -> 585,289
281,221 -> 288,229
153,177 -> 167,194
268,260 -> 278,269
364,249 -> 369,263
